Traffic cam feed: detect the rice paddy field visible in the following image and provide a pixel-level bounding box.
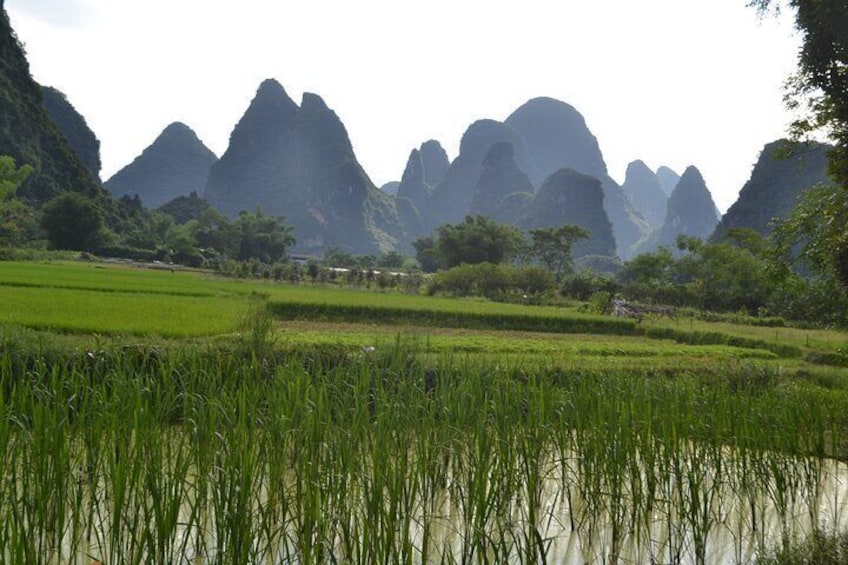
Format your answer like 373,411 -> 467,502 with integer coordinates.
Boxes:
1,259 -> 848,564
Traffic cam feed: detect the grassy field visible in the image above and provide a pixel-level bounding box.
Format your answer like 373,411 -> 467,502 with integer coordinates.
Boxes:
0,259 -> 845,367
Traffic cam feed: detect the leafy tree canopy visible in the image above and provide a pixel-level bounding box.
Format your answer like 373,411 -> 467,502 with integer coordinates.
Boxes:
619,239 -> 772,314
752,1 -> 848,290
752,0 -> 848,184
770,183 -> 848,290
40,192 -> 104,251
235,210 -> 296,264
412,235 -> 441,273
156,192 -> 210,225
0,155 -> 33,201
433,215 -> 525,269
528,225 -> 590,280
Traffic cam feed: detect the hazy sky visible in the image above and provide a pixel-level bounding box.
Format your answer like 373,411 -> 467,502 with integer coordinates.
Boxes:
7,0 -> 801,211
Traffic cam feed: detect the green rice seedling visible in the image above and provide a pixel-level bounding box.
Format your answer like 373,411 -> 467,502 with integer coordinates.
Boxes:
2,334 -> 848,563
756,526 -> 848,564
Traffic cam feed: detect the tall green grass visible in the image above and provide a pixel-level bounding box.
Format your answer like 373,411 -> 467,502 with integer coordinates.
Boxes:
1,335 -> 847,563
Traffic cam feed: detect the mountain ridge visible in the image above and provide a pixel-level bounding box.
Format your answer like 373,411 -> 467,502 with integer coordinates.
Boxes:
105,122 -> 218,209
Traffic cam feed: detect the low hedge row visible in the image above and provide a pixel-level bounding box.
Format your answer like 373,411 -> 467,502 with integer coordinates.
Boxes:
268,301 -> 640,336
643,327 -> 803,359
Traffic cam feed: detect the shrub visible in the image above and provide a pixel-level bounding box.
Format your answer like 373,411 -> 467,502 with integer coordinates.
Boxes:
430,263 -> 555,300
561,271 -> 618,301
40,192 -> 104,251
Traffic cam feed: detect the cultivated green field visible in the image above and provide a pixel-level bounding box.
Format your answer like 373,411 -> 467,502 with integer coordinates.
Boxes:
1,259 -> 843,370
2,259 -> 848,563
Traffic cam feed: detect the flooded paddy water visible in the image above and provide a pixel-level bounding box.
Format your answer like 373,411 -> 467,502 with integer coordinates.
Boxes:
2,346 -> 847,563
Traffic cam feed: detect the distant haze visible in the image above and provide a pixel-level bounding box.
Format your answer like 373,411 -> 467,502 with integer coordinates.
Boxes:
7,0 -> 802,211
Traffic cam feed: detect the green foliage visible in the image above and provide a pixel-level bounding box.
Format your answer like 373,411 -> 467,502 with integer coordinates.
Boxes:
0,197 -> 37,246
723,227 -> 769,257
412,235 -> 441,273
644,326 -> 802,358
748,3 -> 848,321
618,246 -> 677,288
192,207 -> 239,257
377,250 -> 405,269
756,527 -> 848,565
587,291 -> 612,314
164,222 -> 203,266
0,10 -> 105,207
0,155 -> 35,246
677,241 -> 773,313
619,240 -> 773,315
122,210 -> 172,251
268,299 -> 635,335
0,155 -> 32,200
767,273 -> 848,327
323,247 -> 366,268
156,191 -> 210,224
561,271 -> 618,301
430,262 -> 556,300
434,215 -> 525,268
234,210 -> 296,263
100,205 -> 296,268
752,0 -> 848,186
39,192 -> 104,251
771,183 -> 848,291
528,224 -> 591,279
239,296 -> 278,357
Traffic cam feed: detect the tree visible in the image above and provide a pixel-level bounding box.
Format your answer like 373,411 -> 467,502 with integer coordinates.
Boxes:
619,241 -> 772,313
377,251 -> 405,269
0,156 -> 33,200
235,210 -> 295,263
722,227 -> 769,257
192,208 -> 239,256
618,246 -> 677,287
752,1 -> 848,183
156,191 -> 210,224
40,192 -> 104,251
770,183 -> 848,290
751,2 -> 848,290
676,240 -> 771,313
164,223 -> 201,265
528,225 -> 590,279
434,215 -> 525,269
412,235 -> 441,273
0,156 -> 35,246
322,247 -> 357,268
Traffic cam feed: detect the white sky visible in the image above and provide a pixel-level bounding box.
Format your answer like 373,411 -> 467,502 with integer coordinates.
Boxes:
7,0 -> 801,212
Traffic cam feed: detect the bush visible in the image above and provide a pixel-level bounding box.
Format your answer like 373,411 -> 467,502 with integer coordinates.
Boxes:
94,245 -> 158,263
40,192 -> 104,251
429,263 -> 555,300
561,271 -> 618,301
587,291 -> 613,315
